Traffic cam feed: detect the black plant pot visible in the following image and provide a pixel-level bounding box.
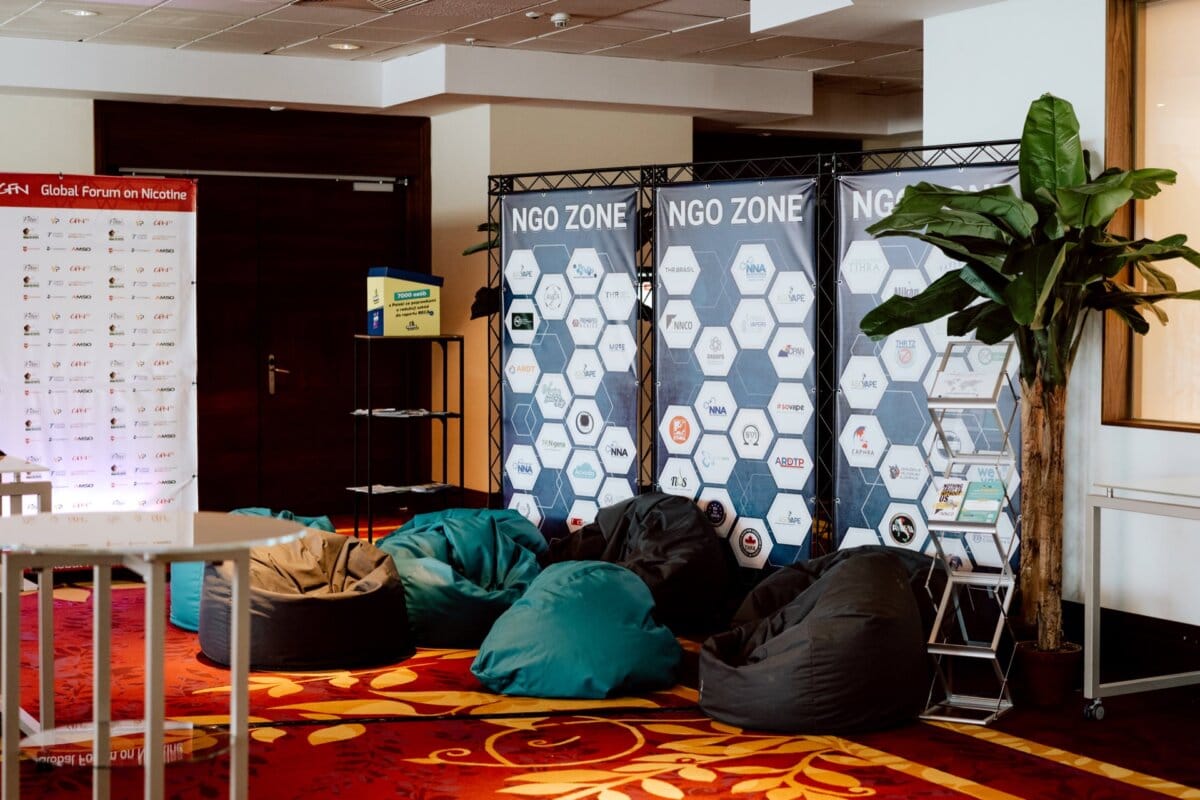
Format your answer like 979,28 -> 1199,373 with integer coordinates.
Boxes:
1011,640 -> 1082,708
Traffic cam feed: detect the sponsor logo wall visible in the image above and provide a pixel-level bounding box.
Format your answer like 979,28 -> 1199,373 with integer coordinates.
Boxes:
0,173 -> 198,512
834,166 -> 1021,569
501,188 -> 639,539
655,179 -> 817,568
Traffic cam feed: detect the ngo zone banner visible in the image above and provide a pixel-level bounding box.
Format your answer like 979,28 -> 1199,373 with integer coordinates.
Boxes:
655,178 -> 817,568
500,188 -> 640,540
0,173 -> 198,513
834,165 -> 1021,569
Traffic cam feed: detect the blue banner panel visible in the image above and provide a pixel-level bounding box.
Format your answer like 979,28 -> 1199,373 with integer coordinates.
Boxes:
654,179 -> 817,568
501,188 -> 640,541
835,166 -> 1022,570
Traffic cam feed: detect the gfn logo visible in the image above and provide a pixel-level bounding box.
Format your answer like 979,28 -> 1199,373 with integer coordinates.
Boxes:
0,182 -> 30,196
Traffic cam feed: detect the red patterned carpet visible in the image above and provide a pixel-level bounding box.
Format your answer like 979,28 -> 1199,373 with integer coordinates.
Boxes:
8,583 -> 1200,799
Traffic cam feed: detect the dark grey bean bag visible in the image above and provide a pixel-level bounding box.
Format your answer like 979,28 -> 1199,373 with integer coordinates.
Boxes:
199,530 -> 413,670
699,550 -> 927,733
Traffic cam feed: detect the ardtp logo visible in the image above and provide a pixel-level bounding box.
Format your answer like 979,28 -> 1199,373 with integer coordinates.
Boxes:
774,455 -> 806,469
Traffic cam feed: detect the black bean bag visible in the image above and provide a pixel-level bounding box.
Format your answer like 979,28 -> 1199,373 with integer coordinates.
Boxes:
543,492 -> 734,634
699,549 -> 927,733
199,530 -> 413,670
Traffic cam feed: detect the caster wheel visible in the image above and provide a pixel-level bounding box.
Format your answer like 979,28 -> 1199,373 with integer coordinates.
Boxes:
1084,701 -> 1105,721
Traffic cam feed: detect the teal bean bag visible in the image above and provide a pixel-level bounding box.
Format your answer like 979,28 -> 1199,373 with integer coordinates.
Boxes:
378,508 -> 544,648
471,562 -> 682,699
168,508 -> 334,631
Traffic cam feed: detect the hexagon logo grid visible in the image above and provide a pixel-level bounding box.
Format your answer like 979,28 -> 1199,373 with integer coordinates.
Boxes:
504,444 -> 541,492
659,457 -> 700,499
768,327 -> 814,379
565,349 -> 604,396
503,249 -> 540,295
505,298 -> 540,346
731,517 -> 773,568
731,298 -> 775,350
768,438 -> 813,491
507,493 -> 543,528
533,373 -> 572,421
566,248 -> 604,295
697,487 -> 736,538
565,449 -> 604,497
767,494 -> 812,546
838,414 -> 887,469
566,398 -> 604,447
504,348 -> 540,395
768,382 -> 813,436
839,355 -> 887,410
598,272 -> 637,321
730,243 -> 776,295
693,381 -> 737,432
659,245 -> 701,295
658,405 -> 699,455
565,297 -> 604,347
730,408 -> 773,461
659,299 -> 701,350
533,422 -> 571,470
693,327 -> 737,377
533,273 -> 571,321
767,271 -> 814,324
597,426 -> 636,475
598,324 -> 637,372
694,433 -> 737,485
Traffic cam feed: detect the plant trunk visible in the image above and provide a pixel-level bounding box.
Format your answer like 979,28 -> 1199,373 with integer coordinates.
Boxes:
1018,378 -> 1067,651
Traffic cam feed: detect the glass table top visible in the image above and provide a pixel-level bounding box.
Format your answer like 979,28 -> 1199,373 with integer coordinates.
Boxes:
0,511 -> 308,557
1093,476 -> 1200,503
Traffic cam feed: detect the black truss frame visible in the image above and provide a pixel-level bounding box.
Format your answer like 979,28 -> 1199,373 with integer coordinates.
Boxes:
487,139 -> 1019,560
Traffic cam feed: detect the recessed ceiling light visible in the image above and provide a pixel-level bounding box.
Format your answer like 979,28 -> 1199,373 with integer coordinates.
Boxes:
328,42 -> 361,51
525,11 -> 541,18
268,106 -> 286,112
61,8 -> 98,16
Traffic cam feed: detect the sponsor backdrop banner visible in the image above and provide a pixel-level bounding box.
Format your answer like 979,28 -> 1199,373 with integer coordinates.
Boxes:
0,173 -> 198,513
500,187 -> 640,540
835,165 -> 1021,569
654,178 -> 817,568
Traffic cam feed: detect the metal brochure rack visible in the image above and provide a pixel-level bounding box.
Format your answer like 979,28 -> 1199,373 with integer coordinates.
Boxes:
920,340 -> 1020,725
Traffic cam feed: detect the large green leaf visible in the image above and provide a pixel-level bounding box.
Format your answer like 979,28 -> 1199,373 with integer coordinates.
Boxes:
947,300 -> 1010,337
1057,169 -> 1178,229
876,208 -> 1011,245
860,269 -> 980,339
1019,94 -> 1086,213
959,264 -> 1010,304
874,229 -> 1007,272
1002,242 -> 1064,325
869,183 -> 1036,239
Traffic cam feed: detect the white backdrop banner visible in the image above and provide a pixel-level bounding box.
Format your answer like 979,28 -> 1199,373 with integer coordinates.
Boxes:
0,173 -> 198,513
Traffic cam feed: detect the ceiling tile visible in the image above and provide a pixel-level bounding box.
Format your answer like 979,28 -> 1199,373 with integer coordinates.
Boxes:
817,48 -> 922,77
510,36 -> 603,54
273,36 -> 394,56
182,30 -> 285,50
814,73 -> 921,96
456,14 -> 547,45
361,9 -> 476,31
220,16 -> 340,36
321,20 -> 427,43
0,27 -> 76,38
692,35 -> 831,62
801,40 -> 910,61
601,8 -> 718,31
356,41 -> 433,60
526,21 -> 652,46
644,0 -> 745,16
741,54 -> 852,72
163,0 -> 286,14
592,15 -> 748,53
541,0 -> 659,18
127,7 -> 242,29
91,22 -> 219,43
263,4 -> 388,26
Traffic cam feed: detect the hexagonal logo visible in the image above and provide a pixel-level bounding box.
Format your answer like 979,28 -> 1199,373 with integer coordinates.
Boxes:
505,298 -> 540,346
694,433 -> 736,485
929,535 -> 973,572
922,417 -> 974,473
504,347 -> 540,395
566,248 -> 604,295
659,299 -> 701,350
598,272 -> 636,321
534,373 -> 572,421
881,329 -> 931,384
767,494 -> 811,546
658,405 -> 699,455
566,449 -> 604,497
840,239 -> 889,295
504,249 -> 539,295
533,422 -> 571,470
768,271 -> 814,324
731,298 -> 775,350
768,382 -> 813,436
694,326 -> 737,377
566,297 -> 604,347
659,245 -> 701,296
505,444 -> 540,491
598,476 -> 635,509
507,492 -> 542,528
768,327 -> 814,380
879,444 -> 929,500
534,273 -> 571,321
731,243 -> 776,295
697,487 -> 736,538
731,408 -> 773,460
565,349 -> 604,397
659,457 -> 700,499
566,499 -> 599,532
839,355 -> 887,410
877,502 -> 928,552
768,438 -> 813,491
731,517 -> 772,568
839,527 -> 882,550
839,414 -> 887,469
567,398 -> 603,447
693,381 -> 736,432
881,269 -> 927,305
922,246 -> 963,282
598,425 -> 636,475
598,324 -> 637,373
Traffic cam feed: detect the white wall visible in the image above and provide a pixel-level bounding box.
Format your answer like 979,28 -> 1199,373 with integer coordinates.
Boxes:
926,0 -> 1200,627
0,94 -> 92,173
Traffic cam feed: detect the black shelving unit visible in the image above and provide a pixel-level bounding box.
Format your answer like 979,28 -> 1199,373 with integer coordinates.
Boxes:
351,334 -> 465,542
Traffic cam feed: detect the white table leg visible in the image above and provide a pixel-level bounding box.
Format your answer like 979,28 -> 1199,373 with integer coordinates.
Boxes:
92,565 -> 111,800
230,556 -> 250,800
36,568 -> 53,735
143,560 -> 165,800
3,555 -> 23,799
1084,499 -> 1102,700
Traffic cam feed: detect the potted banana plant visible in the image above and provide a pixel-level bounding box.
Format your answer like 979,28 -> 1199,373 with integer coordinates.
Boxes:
860,94 -> 1200,699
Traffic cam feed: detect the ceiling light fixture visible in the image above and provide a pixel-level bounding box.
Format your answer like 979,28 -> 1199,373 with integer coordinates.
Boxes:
61,8 -> 98,16
525,11 -> 541,18
328,42 -> 361,51
268,106 -> 286,112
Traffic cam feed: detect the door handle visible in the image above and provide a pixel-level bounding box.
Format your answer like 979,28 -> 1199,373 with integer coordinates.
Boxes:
267,354 -> 290,396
